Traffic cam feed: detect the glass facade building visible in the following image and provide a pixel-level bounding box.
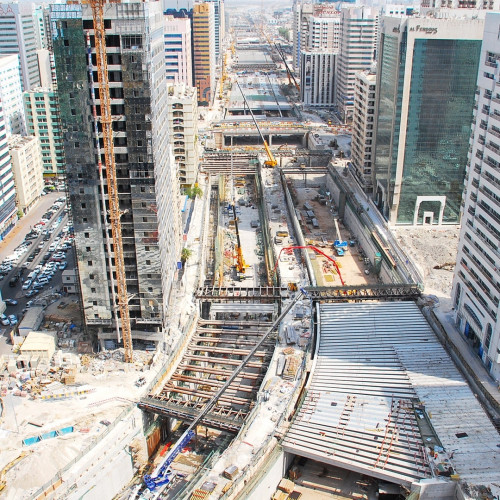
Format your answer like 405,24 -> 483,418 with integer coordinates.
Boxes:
373,16 -> 483,225
50,2 -> 180,347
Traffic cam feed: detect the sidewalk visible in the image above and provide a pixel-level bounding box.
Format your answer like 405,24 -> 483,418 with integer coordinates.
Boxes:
433,306 -> 500,415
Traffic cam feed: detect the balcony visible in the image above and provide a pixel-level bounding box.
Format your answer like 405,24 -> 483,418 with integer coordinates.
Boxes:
489,127 -> 500,140
486,141 -> 500,156
479,201 -> 500,228
490,112 -> 500,123
483,157 -> 498,169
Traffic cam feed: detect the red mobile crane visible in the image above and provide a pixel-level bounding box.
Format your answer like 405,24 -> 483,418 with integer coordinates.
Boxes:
273,245 -> 346,286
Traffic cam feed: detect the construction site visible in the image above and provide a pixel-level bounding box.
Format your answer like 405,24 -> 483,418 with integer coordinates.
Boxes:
1,8 -> 500,500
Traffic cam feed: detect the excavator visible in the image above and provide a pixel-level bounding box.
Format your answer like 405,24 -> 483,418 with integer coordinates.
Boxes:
235,81 -> 277,168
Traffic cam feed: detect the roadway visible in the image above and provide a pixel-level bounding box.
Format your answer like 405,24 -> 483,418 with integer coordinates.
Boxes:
0,192 -> 75,354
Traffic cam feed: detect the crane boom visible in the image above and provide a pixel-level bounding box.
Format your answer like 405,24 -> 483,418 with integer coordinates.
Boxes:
235,81 -> 277,167
274,246 -> 346,286
89,0 -> 134,362
275,43 -> 300,93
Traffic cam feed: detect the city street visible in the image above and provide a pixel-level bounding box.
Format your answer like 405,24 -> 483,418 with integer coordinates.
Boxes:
0,191 -> 75,353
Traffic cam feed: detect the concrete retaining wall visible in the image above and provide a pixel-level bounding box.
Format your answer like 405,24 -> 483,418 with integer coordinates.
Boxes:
56,407 -> 145,500
244,448 -> 289,500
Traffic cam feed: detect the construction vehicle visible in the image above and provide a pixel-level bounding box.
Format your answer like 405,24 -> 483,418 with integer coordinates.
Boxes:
273,245 -> 346,285
138,289 -> 309,497
232,203 -> 248,276
333,218 -> 348,256
274,43 -> 300,93
235,81 -> 277,167
83,0 -> 133,362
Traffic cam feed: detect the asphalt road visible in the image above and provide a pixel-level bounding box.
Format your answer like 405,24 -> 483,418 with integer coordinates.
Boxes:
0,192 -> 75,350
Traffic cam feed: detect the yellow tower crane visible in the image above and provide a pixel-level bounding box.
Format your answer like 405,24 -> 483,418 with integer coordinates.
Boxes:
83,0 -> 133,362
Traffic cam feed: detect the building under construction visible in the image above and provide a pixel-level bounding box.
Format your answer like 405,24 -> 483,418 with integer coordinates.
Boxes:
50,1 -> 181,348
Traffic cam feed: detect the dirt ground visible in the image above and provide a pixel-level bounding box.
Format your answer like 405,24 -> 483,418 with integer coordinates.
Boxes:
393,226 -> 459,309
289,176 -> 378,287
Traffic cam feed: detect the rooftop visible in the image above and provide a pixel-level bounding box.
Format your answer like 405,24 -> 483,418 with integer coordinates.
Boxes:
8,135 -> 38,150
283,301 -> 500,495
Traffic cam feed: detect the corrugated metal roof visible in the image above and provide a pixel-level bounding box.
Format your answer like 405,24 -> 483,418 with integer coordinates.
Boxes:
282,302 -> 500,492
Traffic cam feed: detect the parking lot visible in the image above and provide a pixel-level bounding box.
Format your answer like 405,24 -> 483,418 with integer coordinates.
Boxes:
0,192 -> 75,351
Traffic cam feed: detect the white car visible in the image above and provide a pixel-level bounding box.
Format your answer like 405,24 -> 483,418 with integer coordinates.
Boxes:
1,314 -> 10,326
22,280 -> 32,290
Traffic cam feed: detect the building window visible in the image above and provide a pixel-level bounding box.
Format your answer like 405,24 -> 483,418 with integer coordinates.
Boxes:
88,261 -> 93,266
485,324 -> 492,350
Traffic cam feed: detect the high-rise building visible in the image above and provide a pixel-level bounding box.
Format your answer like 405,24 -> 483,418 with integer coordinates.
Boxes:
303,6 -> 341,52
167,84 -> 199,187
24,87 -> 65,178
0,54 -> 26,137
294,4 -> 341,69
294,3 -> 340,108
8,135 -> 43,214
300,51 -> 336,107
351,69 -> 376,191
50,1 -> 180,346
452,12 -> 500,381
207,0 -> 224,63
33,4 -> 49,50
192,2 -> 215,105
0,99 -> 17,240
336,7 -> 378,122
164,15 -> 193,86
373,15 -> 483,225
292,0 -> 303,71
0,3 -> 40,91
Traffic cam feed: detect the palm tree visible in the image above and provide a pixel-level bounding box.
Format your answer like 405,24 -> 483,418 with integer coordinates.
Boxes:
181,247 -> 193,265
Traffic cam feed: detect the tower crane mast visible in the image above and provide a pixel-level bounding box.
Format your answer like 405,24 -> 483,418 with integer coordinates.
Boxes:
86,0 -> 134,362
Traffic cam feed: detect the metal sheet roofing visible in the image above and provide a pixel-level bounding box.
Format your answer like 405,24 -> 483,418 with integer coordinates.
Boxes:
282,301 -> 500,493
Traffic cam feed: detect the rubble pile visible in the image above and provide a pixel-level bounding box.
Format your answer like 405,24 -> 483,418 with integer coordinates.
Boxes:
1,344 -> 154,401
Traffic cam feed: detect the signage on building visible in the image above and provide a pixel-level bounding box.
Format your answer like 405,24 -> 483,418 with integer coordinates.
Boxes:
410,25 -> 438,35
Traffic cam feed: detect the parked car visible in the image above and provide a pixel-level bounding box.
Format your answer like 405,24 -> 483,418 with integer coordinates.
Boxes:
1,314 -> 10,326
8,315 -> 17,325
22,280 -> 32,290
4,299 -> 18,306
